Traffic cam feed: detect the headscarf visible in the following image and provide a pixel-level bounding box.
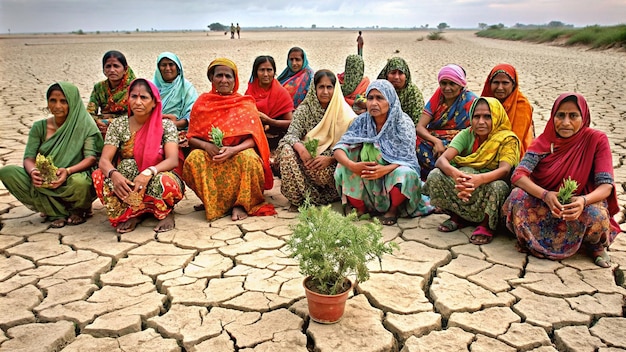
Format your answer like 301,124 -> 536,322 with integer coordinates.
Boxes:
153,52 -> 199,123
245,74 -> 294,119
277,47 -> 314,107
423,64 -> 476,130
130,79 -> 184,175
481,64 -> 534,155
334,79 -> 420,172
32,82 -> 103,166
376,57 -> 424,123
437,64 -> 467,87
88,66 -> 136,116
339,55 -> 371,107
512,93 -> 619,230
452,97 -> 520,170
187,58 -> 273,190
300,72 -> 357,156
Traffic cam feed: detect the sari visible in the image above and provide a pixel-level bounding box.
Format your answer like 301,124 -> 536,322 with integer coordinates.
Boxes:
338,54 -> 370,108
183,58 -> 276,221
245,76 -> 294,147
417,66 -> 478,178
277,74 -> 356,206
154,52 -> 199,129
87,66 -> 136,120
481,64 -> 534,156
0,82 -> 103,220
93,79 -> 184,227
424,98 -> 520,230
377,57 -> 424,124
277,48 -> 314,108
504,93 -> 619,259
334,80 -> 433,217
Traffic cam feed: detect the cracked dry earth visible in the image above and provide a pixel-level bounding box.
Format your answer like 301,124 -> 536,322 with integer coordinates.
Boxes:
1,30 -> 626,351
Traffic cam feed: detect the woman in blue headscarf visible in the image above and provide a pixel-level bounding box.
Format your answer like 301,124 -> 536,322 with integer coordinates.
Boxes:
334,80 -> 433,225
154,52 -> 199,147
277,47 -> 314,108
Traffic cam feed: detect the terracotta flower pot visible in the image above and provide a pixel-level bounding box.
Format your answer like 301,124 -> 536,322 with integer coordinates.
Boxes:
303,276 -> 353,324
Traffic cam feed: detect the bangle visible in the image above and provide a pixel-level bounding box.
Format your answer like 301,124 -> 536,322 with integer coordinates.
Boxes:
148,166 -> 158,176
541,190 -> 549,202
66,167 -> 72,175
582,195 -> 587,207
107,168 -> 118,178
28,167 -> 38,176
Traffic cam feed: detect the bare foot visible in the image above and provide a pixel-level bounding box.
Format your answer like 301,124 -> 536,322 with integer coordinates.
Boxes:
155,213 -> 175,233
50,218 -> 66,228
231,206 -> 248,221
116,217 -> 141,233
67,213 -> 86,225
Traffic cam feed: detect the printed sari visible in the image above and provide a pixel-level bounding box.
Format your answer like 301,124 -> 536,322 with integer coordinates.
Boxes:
277,48 -> 314,108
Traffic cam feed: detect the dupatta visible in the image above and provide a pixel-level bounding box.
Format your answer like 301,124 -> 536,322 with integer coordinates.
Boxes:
154,52 -> 199,122
245,78 -> 294,119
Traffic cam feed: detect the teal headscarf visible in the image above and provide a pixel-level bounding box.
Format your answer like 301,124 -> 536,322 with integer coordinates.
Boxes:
154,52 -> 199,124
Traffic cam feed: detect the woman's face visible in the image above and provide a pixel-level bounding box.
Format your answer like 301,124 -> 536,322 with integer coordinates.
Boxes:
490,72 -> 514,101
256,61 -> 274,88
315,76 -> 334,108
103,57 -> 126,85
288,51 -> 304,72
386,69 -> 406,90
158,58 -> 179,83
439,79 -> 463,102
129,84 -> 156,118
471,101 -> 493,139
212,66 -> 236,95
554,100 -> 583,138
366,89 -> 390,120
47,90 -> 69,120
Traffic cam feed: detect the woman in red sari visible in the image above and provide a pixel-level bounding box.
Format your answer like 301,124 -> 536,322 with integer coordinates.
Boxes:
183,58 -> 276,221
245,55 -> 294,150
481,64 -> 534,156
94,78 -> 184,233
503,93 -> 619,267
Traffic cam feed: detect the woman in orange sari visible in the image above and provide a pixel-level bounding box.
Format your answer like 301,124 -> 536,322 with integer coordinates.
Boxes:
481,64 -> 534,156
183,58 -> 276,221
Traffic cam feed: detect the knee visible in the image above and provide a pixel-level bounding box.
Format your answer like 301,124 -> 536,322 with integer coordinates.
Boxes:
68,174 -> 93,190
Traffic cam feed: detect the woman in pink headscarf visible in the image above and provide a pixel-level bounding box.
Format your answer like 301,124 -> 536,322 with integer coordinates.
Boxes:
94,78 -> 184,234
416,64 -> 478,179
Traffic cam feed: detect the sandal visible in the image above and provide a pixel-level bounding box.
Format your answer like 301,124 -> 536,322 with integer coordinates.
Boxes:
67,214 -> 86,225
470,225 -> 494,245
438,216 -> 466,232
379,216 -> 397,226
50,218 -> 66,228
593,250 -> 611,268
193,203 -> 205,211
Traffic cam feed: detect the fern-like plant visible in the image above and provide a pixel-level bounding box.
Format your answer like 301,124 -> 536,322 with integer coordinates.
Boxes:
557,177 -> 580,204
303,137 -> 319,158
286,200 -> 397,295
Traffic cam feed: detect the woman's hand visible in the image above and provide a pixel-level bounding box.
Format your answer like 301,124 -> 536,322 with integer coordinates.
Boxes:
433,139 -> 446,157
305,156 -> 334,171
360,162 -> 392,180
29,169 -> 44,188
561,196 -> 585,221
95,119 -> 108,134
259,112 -> 272,125
132,174 -> 152,194
162,114 -> 178,122
48,167 -> 70,189
454,172 -> 486,201
203,142 -> 221,158
111,172 -> 135,200
212,146 -> 236,163
542,191 -> 564,218
295,143 -> 313,164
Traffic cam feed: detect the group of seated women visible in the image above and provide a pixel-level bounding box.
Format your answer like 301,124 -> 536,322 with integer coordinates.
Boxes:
0,48 -> 619,268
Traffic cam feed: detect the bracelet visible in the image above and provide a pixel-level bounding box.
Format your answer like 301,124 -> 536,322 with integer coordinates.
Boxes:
541,190 -> 549,202
66,167 -> 72,175
107,168 -> 118,178
582,195 -> 587,207
148,166 -> 158,176
28,167 -> 38,176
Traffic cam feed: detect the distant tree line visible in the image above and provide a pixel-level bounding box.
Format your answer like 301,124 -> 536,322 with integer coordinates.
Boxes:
478,21 -> 574,30
208,22 -> 227,31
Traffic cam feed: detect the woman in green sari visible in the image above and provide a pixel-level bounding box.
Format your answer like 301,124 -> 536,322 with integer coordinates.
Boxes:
0,82 -> 103,228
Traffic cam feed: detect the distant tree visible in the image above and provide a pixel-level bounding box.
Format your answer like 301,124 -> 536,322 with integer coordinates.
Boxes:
437,22 -> 449,31
547,21 -> 565,28
312,24 -> 316,29
208,22 -> 226,31
478,23 -> 487,30
135,28 -> 139,32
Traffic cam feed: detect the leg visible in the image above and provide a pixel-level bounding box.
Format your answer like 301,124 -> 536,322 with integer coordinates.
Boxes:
380,186 -> 405,226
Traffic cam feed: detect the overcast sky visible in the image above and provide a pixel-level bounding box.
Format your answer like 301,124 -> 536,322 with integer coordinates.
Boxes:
1,0 -> 624,33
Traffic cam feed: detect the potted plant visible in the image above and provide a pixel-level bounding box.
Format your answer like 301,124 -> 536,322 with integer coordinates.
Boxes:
286,201 -> 397,323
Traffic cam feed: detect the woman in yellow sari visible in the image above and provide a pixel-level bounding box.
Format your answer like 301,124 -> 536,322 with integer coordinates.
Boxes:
183,58 -> 276,221
424,97 -> 520,244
